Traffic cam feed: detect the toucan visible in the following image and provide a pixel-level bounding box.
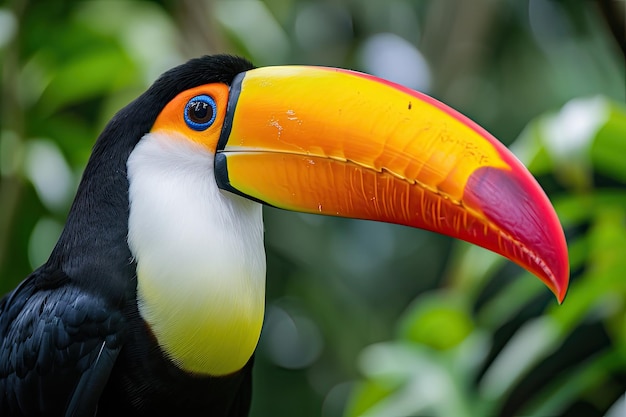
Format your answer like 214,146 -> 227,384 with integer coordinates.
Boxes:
0,55 -> 568,416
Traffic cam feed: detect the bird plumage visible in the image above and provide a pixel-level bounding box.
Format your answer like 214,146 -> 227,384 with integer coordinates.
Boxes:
1,55 -> 256,417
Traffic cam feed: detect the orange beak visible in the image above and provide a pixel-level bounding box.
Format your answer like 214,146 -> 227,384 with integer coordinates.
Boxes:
215,66 -> 569,302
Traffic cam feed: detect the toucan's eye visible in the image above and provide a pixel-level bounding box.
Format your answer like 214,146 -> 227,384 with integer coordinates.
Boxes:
184,95 -> 217,131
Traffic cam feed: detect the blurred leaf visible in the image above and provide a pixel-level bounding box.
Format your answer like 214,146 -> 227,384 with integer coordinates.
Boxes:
553,191 -> 626,227
347,343 -> 471,417
446,242 -> 506,300
398,291 -> 473,350
347,378 -> 402,417
215,0 -> 290,65
511,118 -> 556,177
41,47 -> 136,113
476,273 -> 545,329
521,350 -> 621,416
591,103 -> 626,183
512,96 -> 615,191
480,317 -> 561,401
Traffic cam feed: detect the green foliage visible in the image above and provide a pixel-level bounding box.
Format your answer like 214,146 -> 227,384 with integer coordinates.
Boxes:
399,291 -> 474,350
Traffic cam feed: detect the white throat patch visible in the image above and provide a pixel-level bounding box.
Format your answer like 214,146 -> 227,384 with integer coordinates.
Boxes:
127,132 -> 266,376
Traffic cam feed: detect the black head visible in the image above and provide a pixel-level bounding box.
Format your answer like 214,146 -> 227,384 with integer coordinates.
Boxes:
51,55 -> 254,286
97,55 -> 255,159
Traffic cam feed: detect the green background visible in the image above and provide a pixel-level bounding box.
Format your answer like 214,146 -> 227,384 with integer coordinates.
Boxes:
1,1 -> 625,416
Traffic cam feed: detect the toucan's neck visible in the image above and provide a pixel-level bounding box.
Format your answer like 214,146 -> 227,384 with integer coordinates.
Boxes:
50,115 -> 141,299
126,132 -> 266,376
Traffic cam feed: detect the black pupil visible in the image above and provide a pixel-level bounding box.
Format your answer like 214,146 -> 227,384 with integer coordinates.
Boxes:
189,101 -> 212,123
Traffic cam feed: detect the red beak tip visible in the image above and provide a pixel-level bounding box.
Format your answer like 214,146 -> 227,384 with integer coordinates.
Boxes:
462,166 -> 569,303
554,273 -> 569,305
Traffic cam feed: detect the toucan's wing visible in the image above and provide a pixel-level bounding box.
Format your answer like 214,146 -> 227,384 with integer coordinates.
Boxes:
0,267 -> 126,417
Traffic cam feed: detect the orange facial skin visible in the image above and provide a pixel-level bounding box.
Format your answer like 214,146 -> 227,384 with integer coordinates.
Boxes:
151,83 -> 230,151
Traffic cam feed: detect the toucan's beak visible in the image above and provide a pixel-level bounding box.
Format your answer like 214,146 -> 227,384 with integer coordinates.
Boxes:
215,66 -> 569,303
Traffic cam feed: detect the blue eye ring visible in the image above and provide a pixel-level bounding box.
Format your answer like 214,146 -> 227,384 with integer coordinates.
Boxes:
184,95 -> 217,131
